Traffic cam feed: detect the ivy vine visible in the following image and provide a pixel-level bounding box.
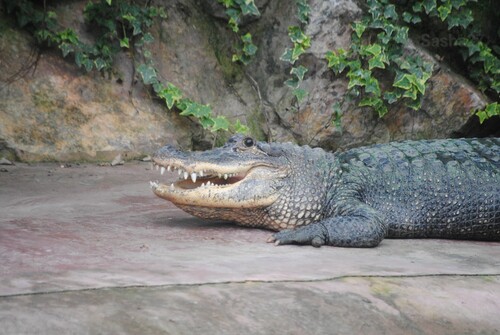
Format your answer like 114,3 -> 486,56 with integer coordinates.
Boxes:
216,0 -> 259,65
326,0 -> 434,117
3,0 -> 499,135
4,0 -> 249,134
325,0 -> 499,122
280,0 -> 312,104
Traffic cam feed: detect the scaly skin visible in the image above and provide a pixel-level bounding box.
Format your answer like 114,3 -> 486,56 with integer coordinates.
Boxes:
151,135 -> 500,248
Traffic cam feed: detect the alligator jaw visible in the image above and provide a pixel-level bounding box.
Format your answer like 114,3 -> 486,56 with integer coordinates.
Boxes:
150,159 -> 279,208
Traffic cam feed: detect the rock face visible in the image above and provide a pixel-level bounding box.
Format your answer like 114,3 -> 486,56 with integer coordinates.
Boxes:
0,0 -> 261,162
243,0 -> 490,151
0,0 -> 491,162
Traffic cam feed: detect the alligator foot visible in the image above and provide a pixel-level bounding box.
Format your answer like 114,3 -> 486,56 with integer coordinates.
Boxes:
268,223 -> 328,248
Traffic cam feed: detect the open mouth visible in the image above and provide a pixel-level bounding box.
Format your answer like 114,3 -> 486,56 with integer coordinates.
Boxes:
149,161 -> 249,192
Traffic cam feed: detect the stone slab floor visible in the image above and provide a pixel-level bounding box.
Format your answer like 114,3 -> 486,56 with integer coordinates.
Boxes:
1,162 -> 499,334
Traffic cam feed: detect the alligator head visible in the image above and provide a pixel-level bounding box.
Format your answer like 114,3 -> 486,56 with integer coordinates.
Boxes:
151,134 -> 332,231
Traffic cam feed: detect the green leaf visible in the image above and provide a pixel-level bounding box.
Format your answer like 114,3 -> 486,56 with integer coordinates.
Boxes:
218,0 -> 235,8
421,0 -> 437,14
296,0 -> 310,24
347,68 -> 372,89
291,44 -> 306,62
59,29 -> 79,44
94,58 -> 107,71
402,11 -> 421,24
226,9 -> 240,32
210,115 -> 230,132
120,37 -> 129,48
179,102 -> 212,119
365,77 -> 381,96
413,76 -> 427,95
243,42 -> 257,56
393,27 -> 408,44
485,102 -> 499,116
377,32 -> 391,45
82,58 -> 93,72
284,78 -> 300,89
291,65 -> 308,81
476,110 -> 488,124
137,64 -> 157,85
106,0 -> 112,5
383,91 -> 401,104
292,88 -> 308,103
233,119 -> 249,134
454,38 -> 480,57
446,10 -> 473,29
492,81 -> 500,94
158,83 -> 183,109
59,43 -> 74,58
175,98 -> 191,111
359,97 -> 377,107
405,98 -> 422,111
359,96 -> 387,116
352,22 -> 366,38
325,49 -> 348,73
364,43 -> 382,56
122,14 -> 135,22
199,116 -> 215,129
377,105 -> 388,117
239,1 -> 260,16
402,87 -> 418,100
241,32 -> 252,44
75,52 -> 84,68
368,55 -> 386,70
393,73 -> 412,90
348,59 -> 361,71
450,0 -> 467,9
383,4 -> 397,20
288,26 -> 310,47
476,102 -> 499,123
412,2 -> 423,12
437,4 -> 451,21
280,48 -> 294,64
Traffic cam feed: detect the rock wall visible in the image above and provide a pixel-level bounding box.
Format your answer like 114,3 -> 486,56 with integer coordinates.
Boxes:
0,0 -> 490,162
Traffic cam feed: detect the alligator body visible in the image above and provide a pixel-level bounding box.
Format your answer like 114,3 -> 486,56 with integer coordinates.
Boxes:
151,135 -> 500,248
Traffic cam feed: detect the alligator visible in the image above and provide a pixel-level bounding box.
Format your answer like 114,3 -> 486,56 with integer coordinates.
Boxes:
150,135 -> 500,248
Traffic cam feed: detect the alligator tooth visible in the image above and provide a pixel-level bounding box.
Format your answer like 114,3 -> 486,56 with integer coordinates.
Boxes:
207,181 -> 212,186
199,170 -> 204,177
178,169 -> 182,176
201,182 -> 205,188
224,174 -> 228,180
167,165 -> 171,172
184,171 -> 189,180
170,183 -> 174,190
191,172 -> 197,183
218,173 -> 222,178
160,166 -> 165,175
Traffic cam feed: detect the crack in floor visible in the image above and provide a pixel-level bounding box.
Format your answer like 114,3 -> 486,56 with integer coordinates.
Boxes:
2,273 -> 499,299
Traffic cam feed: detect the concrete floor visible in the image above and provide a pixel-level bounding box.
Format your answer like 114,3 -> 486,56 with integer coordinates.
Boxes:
1,162 -> 499,334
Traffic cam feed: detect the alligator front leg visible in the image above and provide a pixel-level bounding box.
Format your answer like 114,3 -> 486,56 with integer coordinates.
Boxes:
269,204 -> 387,248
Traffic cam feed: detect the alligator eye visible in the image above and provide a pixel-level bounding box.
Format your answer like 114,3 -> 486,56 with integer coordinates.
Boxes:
243,137 -> 255,147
